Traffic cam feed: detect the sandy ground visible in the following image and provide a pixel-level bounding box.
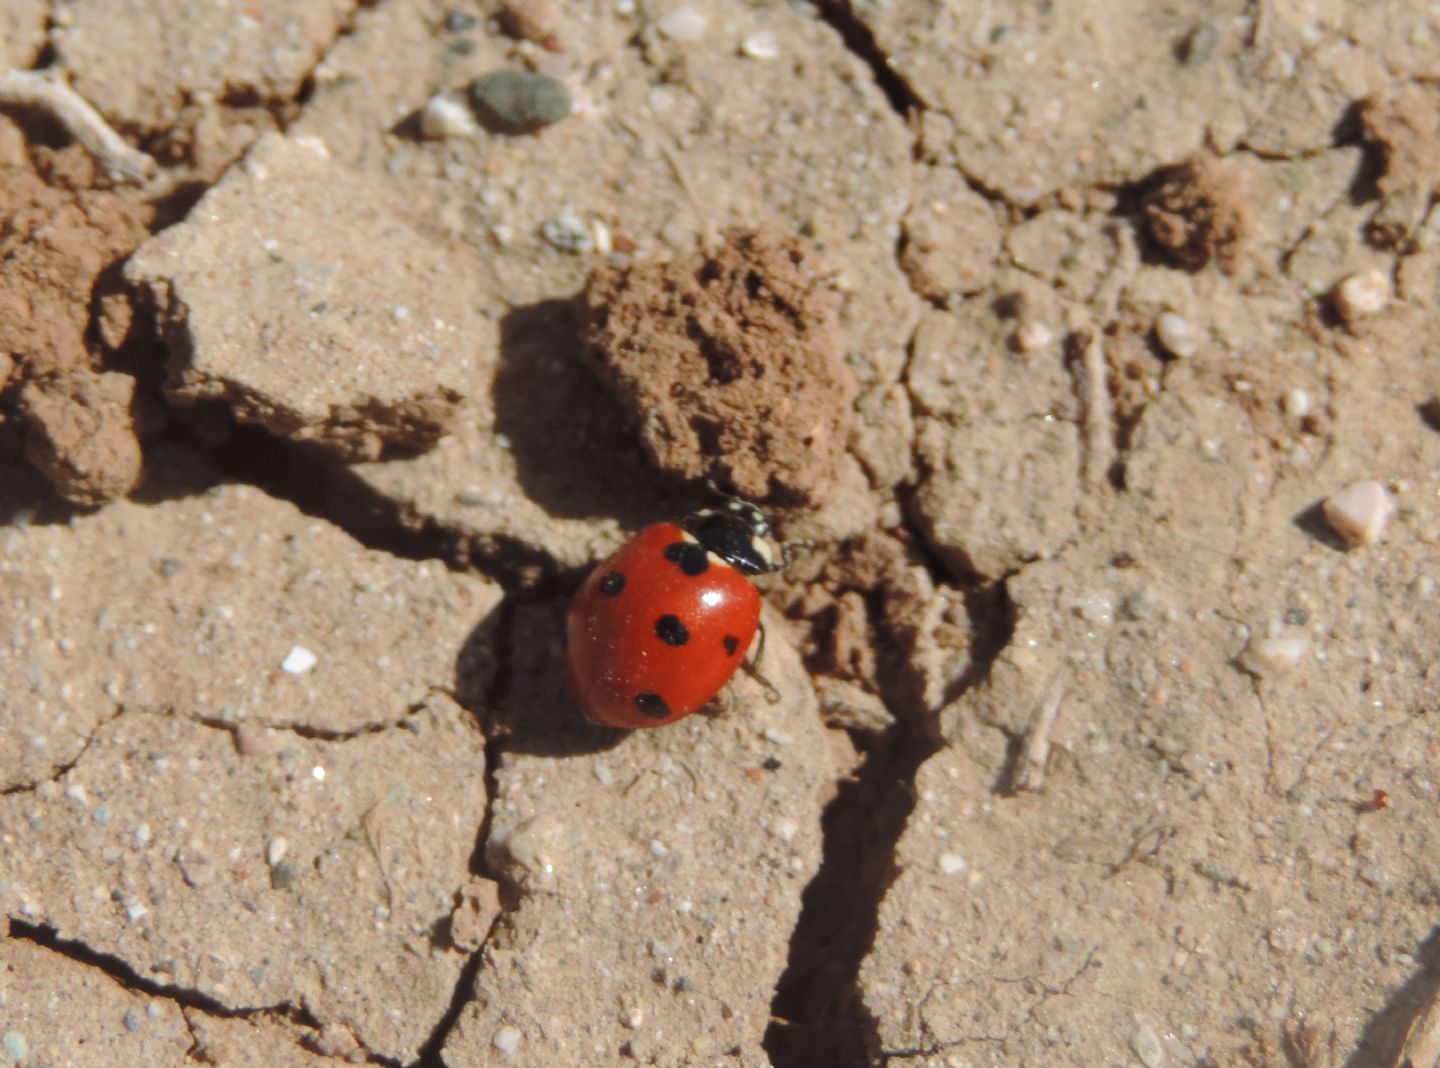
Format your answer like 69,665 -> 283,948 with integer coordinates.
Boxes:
2,1 -> 1439,1066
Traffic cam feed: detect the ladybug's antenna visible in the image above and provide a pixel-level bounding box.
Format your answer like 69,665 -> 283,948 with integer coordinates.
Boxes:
702,477 -> 740,505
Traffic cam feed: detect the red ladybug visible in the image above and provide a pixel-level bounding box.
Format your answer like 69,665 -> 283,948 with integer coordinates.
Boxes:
565,500 -> 782,728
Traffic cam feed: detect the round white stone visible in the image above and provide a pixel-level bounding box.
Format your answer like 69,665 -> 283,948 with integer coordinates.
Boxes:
1155,311 -> 1199,358
1334,269 -> 1391,324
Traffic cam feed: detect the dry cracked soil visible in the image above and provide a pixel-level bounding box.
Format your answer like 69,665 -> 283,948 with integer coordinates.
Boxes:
2,1 -> 1440,1067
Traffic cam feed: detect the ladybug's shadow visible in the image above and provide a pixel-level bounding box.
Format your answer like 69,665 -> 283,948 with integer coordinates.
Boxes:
454,595 -> 627,757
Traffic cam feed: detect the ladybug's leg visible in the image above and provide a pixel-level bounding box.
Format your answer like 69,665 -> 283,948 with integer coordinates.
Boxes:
743,623 -> 783,704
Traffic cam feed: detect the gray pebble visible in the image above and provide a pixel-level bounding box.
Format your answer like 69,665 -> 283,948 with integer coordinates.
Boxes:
270,860 -> 299,890
1178,21 -> 1217,65
469,70 -> 571,134
2,1032 -> 26,1061
540,214 -> 593,254
123,1009 -> 141,1033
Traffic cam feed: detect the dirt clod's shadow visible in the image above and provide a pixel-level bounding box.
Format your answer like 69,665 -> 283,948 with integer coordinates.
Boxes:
492,298 -> 667,529
1346,925 -> 1440,1067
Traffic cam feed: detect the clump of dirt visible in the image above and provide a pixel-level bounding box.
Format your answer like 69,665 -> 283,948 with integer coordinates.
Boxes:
1141,154 -> 1250,273
125,133 -> 482,464
19,370 -> 143,507
0,154 -> 155,504
1358,85 -> 1440,247
578,227 -> 855,509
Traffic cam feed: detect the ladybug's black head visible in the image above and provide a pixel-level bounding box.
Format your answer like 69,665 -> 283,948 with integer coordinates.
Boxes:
682,500 -> 781,576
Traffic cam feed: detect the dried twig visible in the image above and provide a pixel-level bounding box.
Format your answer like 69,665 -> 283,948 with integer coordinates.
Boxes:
1066,322 -> 1114,491
0,68 -> 157,183
1012,679 -> 1065,792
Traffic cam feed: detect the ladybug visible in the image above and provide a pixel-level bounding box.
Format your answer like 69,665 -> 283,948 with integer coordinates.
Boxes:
565,500 -> 782,728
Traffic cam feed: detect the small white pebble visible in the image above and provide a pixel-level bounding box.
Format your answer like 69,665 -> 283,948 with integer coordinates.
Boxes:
64,783 -> 88,804
1282,388 -> 1311,419
762,727 -> 792,746
392,305 -> 409,321
420,93 -> 479,140
593,762 -> 615,787
1334,268 -> 1391,324
281,645 -> 318,674
1359,864 -> 1388,888
1155,311 -> 1199,358
937,853 -> 967,876
741,29 -> 781,59
622,1005 -> 645,1029
493,1025 -> 522,1054
125,903 -> 147,923
133,823 -> 151,847
267,837 -> 288,867
2,1033 -> 27,1062
1013,320 -> 1053,352
311,765 -> 326,781
1073,592 -> 1114,625
592,219 -> 612,256
656,6 -> 706,40
1238,635 -> 1309,676
771,817 -> 799,843
650,839 -> 669,858
1323,480 -> 1394,547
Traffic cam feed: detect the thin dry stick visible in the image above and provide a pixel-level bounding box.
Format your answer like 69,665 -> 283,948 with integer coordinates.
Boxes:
1066,322 -> 1114,492
0,68 -> 157,183
1013,678 -> 1065,793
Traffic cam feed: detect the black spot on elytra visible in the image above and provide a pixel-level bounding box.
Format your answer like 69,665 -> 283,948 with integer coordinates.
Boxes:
598,570 -> 626,596
723,635 -> 740,656
663,541 -> 709,576
635,692 -> 671,719
656,614 -> 689,646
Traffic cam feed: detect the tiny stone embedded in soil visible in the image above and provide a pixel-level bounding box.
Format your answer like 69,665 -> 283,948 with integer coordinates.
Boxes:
540,213 -> 593,254
1155,311 -> 1199,358
655,6 -> 706,40
468,70 -> 572,133
1238,634 -> 1309,676
1323,480 -> 1395,547
497,0 -> 559,41
1333,268 -> 1392,326
420,92 -> 478,139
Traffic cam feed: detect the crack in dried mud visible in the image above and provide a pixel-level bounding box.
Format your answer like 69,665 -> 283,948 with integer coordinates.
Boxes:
813,0 -> 923,122
766,560 -> 1015,1066
410,594 -> 518,1068
7,918 -> 337,1043
1,706 -> 122,797
880,947 -> 1099,1064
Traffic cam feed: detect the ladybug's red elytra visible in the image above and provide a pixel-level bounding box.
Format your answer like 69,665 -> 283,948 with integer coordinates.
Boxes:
564,500 -> 783,729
